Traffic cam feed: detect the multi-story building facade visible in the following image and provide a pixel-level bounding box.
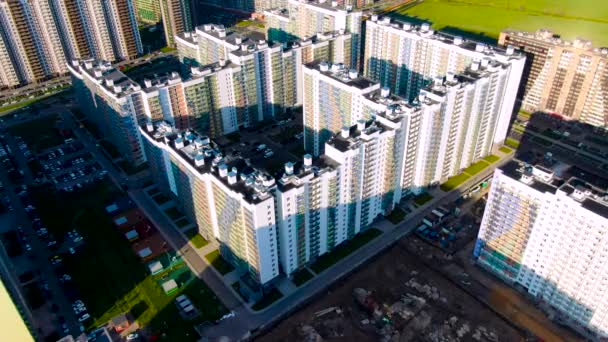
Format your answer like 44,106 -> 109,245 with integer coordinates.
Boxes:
56,0 -> 143,61
140,105 -> 411,283
177,23 -> 353,68
141,122 -> 281,291
302,61 -> 380,155
0,0 -> 142,88
0,0 -> 68,85
277,110 -> 410,274
159,0 -> 193,47
199,0 -> 284,13
176,25 -> 355,123
0,31 -> 20,88
303,60 -> 521,193
264,0 -> 362,69
364,16 -> 525,102
68,60 -> 146,166
134,0 -> 161,24
411,60 -> 522,187
499,30 -> 608,128
69,54 -> 300,162
475,160 -> 608,339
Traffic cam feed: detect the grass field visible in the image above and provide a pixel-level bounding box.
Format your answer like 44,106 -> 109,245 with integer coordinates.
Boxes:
464,160 -> 490,176
185,229 -> 209,249
440,173 -> 471,191
390,0 -> 608,45
483,154 -> 500,164
505,138 -> 521,149
0,86 -> 71,116
499,146 -> 513,154
205,250 -> 235,275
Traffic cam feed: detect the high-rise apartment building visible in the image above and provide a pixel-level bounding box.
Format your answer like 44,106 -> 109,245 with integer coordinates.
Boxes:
134,0 -> 161,24
0,0 -> 142,88
54,0 -> 143,61
140,104 -> 412,284
302,61 -> 379,155
411,61 -> 521,188
68,60 -> 147,166
499,30 -> 608,128
0,32 -> 20,88
0,0 -> 68,85
176,24 -> 352,68
199,0 -> 284,13
175,25 -> 354,123
364,16 -> 525,102
141,123 -> 281,289
474,160 -> 608,340
303,60 -> 521,195
159,0 -> 193,48
277,110 -> 410,274
264,0 -> 362,69
69,53 -> 302,162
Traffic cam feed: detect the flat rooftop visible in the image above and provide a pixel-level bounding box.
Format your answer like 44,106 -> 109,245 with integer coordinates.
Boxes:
141,122 -> 277,204
370,16 -> 525,61
500,159 -> 608,218
305,60 -> 377,90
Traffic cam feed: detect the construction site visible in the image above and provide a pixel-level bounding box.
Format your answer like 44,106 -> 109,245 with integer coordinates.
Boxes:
258,236 -> 524,342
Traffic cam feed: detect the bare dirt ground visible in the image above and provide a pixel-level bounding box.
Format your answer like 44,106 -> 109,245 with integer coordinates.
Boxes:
257,238 -> 525,342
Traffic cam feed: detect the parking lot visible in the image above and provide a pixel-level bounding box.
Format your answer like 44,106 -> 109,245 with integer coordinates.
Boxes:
37,141 -> 107,191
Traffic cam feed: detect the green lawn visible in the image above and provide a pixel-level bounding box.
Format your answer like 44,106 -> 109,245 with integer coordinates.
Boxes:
205,250 -> 235,275
440,173 -> 471,192
29,181 -> 225,339
518,110 -> 532,119
252,288 -> 283,311
499,146 -> 513,154
235,20 -> 265,29
0,86 -> 71,115
390,0 -> 608,45
413,193 -> 434,206
483,154 -> 500,164
464,160 -> 490,176
185,229 -> 209,249
310,228 -> 382,274
505,138 -> 521,149
385,207 -> 407,224
160,46 -> 177,53
292,268 -> 314,287
9,115 -> 64,152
